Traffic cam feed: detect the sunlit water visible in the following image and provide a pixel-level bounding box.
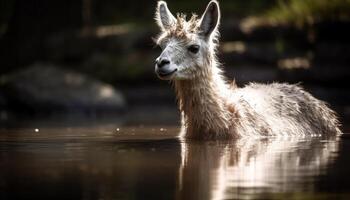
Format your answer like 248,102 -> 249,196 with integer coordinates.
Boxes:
1,124 -> 350,200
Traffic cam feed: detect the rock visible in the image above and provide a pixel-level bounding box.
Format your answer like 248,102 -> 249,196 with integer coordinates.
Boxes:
0,64 -> 126,113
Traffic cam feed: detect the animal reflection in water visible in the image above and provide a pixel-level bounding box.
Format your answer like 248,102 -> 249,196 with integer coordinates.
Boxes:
175,136 -> 340,200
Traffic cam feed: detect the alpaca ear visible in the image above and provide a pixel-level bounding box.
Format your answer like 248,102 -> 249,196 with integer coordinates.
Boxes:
155,1 -> 176,30
199,0 -> 220,39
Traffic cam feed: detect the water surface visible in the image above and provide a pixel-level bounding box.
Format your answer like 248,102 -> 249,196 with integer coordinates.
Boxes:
0,124 -> 350,200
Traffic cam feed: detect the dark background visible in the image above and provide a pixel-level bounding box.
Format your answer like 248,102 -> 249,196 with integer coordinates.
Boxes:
0,0 -> 349,130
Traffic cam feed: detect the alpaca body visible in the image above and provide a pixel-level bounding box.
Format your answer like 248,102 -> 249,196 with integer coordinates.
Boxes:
177,79 -> 341,139
154,1 -> 341,139
232,83 -> 340,137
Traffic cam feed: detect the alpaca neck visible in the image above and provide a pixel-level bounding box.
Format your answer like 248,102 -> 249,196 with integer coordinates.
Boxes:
174,62 -> 233,137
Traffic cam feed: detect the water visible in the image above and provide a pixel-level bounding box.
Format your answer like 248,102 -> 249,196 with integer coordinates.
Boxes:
0,124 -> 350,200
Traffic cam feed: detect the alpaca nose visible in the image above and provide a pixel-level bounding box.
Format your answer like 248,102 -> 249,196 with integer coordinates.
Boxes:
156,58 -> 170,68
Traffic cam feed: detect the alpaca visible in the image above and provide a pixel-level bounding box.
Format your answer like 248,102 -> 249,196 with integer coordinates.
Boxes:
154,0 -> 341,139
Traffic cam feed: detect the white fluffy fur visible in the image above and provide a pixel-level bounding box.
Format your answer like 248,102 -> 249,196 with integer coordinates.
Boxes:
154,1 -> 341,139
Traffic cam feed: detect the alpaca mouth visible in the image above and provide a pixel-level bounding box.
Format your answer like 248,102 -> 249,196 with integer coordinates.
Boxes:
157,68 -> 178,78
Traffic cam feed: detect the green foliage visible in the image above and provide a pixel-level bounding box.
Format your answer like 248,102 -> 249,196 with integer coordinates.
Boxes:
275,37 -> 286,54
266,0 -> 350,25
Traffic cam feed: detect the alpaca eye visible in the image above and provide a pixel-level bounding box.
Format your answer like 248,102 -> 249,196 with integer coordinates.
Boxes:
188,45 -> 200,54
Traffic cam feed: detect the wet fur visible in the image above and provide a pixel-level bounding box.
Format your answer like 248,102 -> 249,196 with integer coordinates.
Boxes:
155,1 -> 341,139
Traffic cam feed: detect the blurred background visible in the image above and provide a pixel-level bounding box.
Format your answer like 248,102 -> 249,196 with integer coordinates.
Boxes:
0,0 -> 350,130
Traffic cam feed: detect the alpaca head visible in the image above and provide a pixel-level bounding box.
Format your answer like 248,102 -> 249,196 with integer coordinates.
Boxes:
154,1 -> 220,80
